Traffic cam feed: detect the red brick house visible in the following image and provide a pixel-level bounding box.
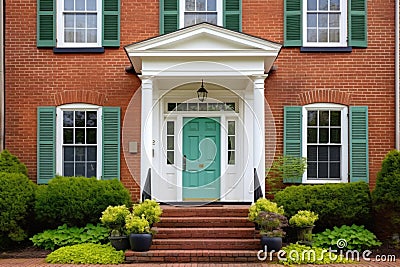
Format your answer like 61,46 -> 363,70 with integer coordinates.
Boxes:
4,0 -> 398,203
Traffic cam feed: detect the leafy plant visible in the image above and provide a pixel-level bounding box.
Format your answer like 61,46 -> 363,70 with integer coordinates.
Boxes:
30,223 -> 109,250
35,176 -> 132,229
0,149 -> 28,176
274,182 -> 372,231
313,225 -> 382,251
45,243 -> 125,264
125,214 -> 151,234
100,205 -> 131,236
255,211 -> 288,237
289,210 -> 319,227
248,198 -> 285,222
132,199 -> 163,226
279,243 -> 351,265
0,172 -> 36,246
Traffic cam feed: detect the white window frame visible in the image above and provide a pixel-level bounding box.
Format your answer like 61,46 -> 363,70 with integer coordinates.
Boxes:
56,0 -> 102,48
302,0 -> 347,47
302,103 -> 348,183
56,104 -> 103,179
179,0 -> 223,29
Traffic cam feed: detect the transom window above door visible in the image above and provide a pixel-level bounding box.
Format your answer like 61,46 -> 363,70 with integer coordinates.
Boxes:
180,0 -> 223,28
166,102 -> 237,112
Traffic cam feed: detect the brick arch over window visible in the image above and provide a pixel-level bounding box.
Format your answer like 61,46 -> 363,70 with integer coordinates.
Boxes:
53,90 -> 107,106
299,90 -> 351,106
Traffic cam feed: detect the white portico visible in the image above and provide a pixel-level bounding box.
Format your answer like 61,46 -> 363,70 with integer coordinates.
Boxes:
124,23 -> 281,202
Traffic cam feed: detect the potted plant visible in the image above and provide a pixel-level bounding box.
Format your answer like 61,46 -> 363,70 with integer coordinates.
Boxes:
100,205 -> 131,250
248,198 -> 285,223
132,199 -> 163,227
289,210 -> 319,244
125,214 -> 152,252
255,211 -> 288,251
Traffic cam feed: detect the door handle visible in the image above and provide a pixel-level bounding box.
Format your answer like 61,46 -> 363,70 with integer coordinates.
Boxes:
183,155 -> 187,171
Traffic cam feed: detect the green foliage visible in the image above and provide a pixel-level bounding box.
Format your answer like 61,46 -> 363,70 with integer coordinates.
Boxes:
125,214 -> 151,234
0,172 -> 36,245
289,210 -> 319,227
45,243 -> 125,264
279,243 -> 351,265
266,156 -> 307,195
35,176 -> 132,228
313,225 -> 382,251
255,211 -> 288,237
274,182 -> 371,231
132,199 -> 163,226
372,150 -> 400,237
100,205 -> 131,236
30,223 -> 109,251
248,198 -> 285,222
0,150 -> 28,176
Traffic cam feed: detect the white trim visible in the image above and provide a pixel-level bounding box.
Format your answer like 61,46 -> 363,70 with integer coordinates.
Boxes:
179,0 -> 223,29
302,0 -> 347,47
56,104 -> 102,179
56,0 -> 102,48
301,103 -> 348,183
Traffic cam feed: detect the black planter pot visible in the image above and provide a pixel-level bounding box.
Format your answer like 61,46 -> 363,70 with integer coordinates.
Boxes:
296,225 -> 314,243
109,235 -> 130,251
129,233 -> 153,252
260,236 -> 283,252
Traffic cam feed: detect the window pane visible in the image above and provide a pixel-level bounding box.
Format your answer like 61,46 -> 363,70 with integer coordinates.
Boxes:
318,29 -> 328,42
207,0 -> 216,11
188,103 -> 198,111
319,0 -> 328,10
330,146 -> 340,161
329,14 -> 340,27
196,13 -> 207,23
75,163 -> 85,176
87,14 -> 97,28
208,103 -> 218,111
75,111 -> 85,127
330,162 -> 340,178
63,111 -> 74,127
87,129 -> 97,144
318,14 -> 328,27
64,0 -> 74,10
64,129 -> 73,144
319,111 -> 329,126
307,162 -> 317,178
87,30 -> 97,42
330,0 -> 340,10
177,103 -> 187,111
64,146 -> 74,161
167,136 -> 174,150
330,128 -> 341,143
197,0 -> 206,11
87,163 -> 96,177
75,147 -> 85,161
186,0 -> 195,11
307,128 -> 317,143
307,145 -> 318,161
228,121 -> 235,135
319,128 -> 329,143
307,13 -> 317,27
199,103 -> 207,111
307,29 -> 317,42
64,14 -> 74,28
330,111 -> 340,126
207,13 -> 217,24
184,14 -> 196,27
64,163 -> 74,176
65,29 -> 74,42
307,0 -> 317,10
318,146 -> 328,161
228,151 -> 235,165
308,110 -> 317,126
87,146 -> 97,161
167,103 -> 177,111
86,111 -> 97,126
75,128 -> 85,144
76,14 -> 86,28
76,29 -> 86,42
167,122 -> 174,135
228,136 -> 235,150
87,0 -> 96,11
226,103 -> 235,111
167,151 -> 174,164
76,0 -> 85,11
329,29 -> 340,42
318,162 -> 328,178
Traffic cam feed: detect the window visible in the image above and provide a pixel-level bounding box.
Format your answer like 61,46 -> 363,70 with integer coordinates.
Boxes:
304,0 -> 347,47
284,0 -> 367,48
166,121 -> 175,164
180,0 -> 222,28
57,0 -> 102,47
303,105 -> 348,182
227,121 -> 235,165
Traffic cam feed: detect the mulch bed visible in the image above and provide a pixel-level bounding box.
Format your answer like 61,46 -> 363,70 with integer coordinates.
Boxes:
0,247 -> 51,259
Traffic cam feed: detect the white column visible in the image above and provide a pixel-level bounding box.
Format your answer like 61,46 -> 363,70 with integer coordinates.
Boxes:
253,75 -> 268,198
243,91 -> 254,202
140,78 -> 153,200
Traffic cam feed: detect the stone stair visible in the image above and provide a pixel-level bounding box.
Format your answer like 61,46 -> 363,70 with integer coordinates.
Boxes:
125,204 -> 262,263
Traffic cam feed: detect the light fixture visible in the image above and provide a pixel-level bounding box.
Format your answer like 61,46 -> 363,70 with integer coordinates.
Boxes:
197,79 -> 208,102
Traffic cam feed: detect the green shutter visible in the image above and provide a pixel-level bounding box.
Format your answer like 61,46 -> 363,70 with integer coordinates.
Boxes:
160,0 -> 179,34
37,107 -> 56,184
350,106 -> 369,183
37,0 -> 55,47
102,107 -> 120,180
223,0 -> 241,32
103,0 -> 120,47
283,106 -> 303,183
284,0 -> 302,47
348,0 -> 367,47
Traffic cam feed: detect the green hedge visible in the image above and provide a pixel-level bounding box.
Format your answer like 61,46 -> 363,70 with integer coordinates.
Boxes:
0,172 -> 37,247
274,182 -> 372,231
35,177 -> 132,228
0,150 -> 28,176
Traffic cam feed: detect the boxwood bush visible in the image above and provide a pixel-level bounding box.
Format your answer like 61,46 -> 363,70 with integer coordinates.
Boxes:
274,182 -> 372,231
35,177 -> 132,229
0,172 -> 37,247
0,149 -> 28,176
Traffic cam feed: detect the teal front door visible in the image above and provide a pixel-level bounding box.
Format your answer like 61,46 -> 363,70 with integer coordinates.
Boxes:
182,117 -> 221,201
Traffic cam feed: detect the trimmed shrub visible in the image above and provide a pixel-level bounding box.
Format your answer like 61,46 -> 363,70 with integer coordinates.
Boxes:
35,177 -> 132,228
274,182 -> 371,231
372,150 -> 400,239
45,243 -> 125,264
0,150 -> 28,176
0,172 -> 37,247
